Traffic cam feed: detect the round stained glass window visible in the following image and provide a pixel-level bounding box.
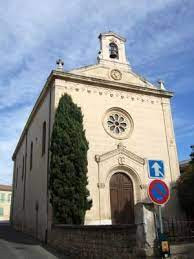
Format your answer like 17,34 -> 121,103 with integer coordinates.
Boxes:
103,108 -> 133,140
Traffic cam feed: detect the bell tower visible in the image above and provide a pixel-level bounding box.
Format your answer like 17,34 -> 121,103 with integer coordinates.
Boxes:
98,32 -> 131,70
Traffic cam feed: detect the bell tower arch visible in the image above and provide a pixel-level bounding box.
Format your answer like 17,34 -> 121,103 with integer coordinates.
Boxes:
98,31 -> 131,69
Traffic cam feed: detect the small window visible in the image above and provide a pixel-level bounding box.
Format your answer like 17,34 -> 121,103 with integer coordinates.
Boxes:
30,142 -> 33,170
22,155 -> 25,180
42,121 -> 46,156
0,193 -> 5,202
0,208 -> 4,216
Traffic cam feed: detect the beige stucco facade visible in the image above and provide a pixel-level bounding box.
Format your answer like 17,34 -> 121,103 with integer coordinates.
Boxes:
0,185 -> 12,221
11,32 -> 181,240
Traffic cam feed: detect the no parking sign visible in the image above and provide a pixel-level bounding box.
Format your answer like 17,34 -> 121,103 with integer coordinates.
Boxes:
148,179 -> 170,205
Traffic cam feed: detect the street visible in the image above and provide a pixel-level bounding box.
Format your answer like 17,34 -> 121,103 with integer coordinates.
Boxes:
0,222 -> 66,259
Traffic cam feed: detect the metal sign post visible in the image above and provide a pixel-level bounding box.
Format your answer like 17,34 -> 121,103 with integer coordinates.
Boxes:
158,205 -> 163,234
148,180 -> 170,258
157,206 -> 170,258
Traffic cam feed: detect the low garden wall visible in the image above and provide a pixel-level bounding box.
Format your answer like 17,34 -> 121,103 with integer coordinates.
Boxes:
48,224 -> 137,258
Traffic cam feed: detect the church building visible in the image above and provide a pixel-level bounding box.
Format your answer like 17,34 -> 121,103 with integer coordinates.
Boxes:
11,32 -> 180,241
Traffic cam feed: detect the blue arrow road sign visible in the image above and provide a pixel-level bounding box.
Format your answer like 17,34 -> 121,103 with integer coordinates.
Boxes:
148,160 -> 165,179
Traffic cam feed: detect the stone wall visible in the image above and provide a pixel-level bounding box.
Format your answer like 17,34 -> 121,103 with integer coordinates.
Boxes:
48,224 -> 137,258
170,243 -> 194,259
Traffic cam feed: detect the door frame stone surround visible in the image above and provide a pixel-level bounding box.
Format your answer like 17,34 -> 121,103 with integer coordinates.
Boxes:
109,172 -> 135,224
95,143 -> 147,225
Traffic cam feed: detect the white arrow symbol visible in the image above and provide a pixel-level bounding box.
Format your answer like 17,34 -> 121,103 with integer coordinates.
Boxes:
152,162 -> 164,177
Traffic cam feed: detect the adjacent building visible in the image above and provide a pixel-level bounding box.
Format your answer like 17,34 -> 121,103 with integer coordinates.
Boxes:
11,32 -> 181,241
0,184 -> 12,221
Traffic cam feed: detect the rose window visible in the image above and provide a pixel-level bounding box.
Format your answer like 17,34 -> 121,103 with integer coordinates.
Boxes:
103,108 -> 134,140
107,114 -> 127,134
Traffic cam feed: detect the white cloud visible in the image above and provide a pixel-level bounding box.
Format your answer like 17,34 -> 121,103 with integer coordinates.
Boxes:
0,106 -> 31,185
0,139 -> 15,185
174,116 -> 194,139
0,0 -> 182,111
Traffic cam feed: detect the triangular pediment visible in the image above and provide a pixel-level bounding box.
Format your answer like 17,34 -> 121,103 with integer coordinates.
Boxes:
70,64 -> 155,89
95,143 -> 145,165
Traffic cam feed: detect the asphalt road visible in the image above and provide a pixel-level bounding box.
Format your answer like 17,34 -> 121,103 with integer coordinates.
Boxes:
0,222 -> 66,259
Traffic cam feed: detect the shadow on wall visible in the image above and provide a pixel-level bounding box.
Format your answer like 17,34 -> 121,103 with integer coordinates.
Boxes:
112,201 -> 134,225
163,181 -> 184,218
0,222 -> 39,245
0,222 -> 67,258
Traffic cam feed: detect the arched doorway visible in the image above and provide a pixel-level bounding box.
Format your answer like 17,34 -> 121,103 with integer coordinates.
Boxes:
110,172 -> 134,224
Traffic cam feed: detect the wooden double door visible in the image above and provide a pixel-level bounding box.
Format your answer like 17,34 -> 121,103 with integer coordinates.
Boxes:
110,172 -> 134,224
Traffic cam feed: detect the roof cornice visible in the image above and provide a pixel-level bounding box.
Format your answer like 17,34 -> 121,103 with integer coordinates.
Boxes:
98,32 -> 126,42
54,70 -> 174,98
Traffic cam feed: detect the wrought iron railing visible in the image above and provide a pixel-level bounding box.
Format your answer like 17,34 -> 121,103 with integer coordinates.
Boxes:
163,217 -> 194,242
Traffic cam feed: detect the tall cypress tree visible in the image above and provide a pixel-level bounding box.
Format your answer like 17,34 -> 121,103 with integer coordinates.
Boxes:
49,94 -> 92,224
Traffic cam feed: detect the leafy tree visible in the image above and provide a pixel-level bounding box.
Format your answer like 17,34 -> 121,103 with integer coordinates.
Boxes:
177,145 -> 194,217
49,94 -> 92,224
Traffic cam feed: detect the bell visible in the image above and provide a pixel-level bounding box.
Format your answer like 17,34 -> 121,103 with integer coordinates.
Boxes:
110,49 -> 118,59
109,43 -> 119,59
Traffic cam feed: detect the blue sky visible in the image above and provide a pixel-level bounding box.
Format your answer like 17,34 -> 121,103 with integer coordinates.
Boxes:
0,0 -> 194,184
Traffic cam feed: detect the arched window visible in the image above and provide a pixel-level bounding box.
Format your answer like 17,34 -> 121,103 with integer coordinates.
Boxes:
109,42 -> 119,59
42,121 -> 46,156
30,141 -> 33,170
